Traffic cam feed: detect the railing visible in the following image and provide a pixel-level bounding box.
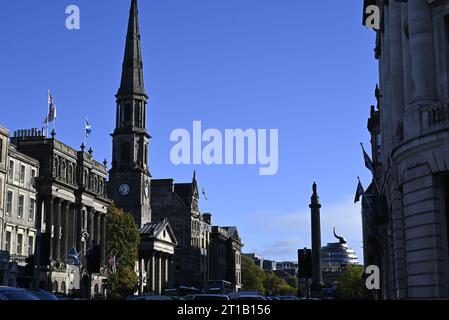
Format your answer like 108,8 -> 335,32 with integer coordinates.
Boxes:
422,101 -> 449,129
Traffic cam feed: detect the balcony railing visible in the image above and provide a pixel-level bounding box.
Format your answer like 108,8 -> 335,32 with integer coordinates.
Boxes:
422,101 -> 449,129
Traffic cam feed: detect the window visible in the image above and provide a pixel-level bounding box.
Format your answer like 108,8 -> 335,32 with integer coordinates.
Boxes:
0,138 -> 3,163
17,234 -> 23,255
5,231 -> 11,252
18,195 -> 24,218
8,160 -> 14,178
28,236 -> 34,256
6,191 -> 12,215
29,198 -> 35,221
31,168 -> 36,188
20,165 -> 25,183
122,142 -> 130,162
68,165 -> 73,184
124,103 -> 132,125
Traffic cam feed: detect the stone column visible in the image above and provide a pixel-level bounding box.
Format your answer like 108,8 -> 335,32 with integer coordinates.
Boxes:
76,206 -> 83,253
389,1 -> 405,143
408,0 -> 437,105
168,256 -> 174,289
406,0 -> 437,138
95,212 -> 101,246
68,204 -> 76,251
309,183 -> 323,298
61,201 -> 69,261
45,196 -> 54,261
164,255 -> 169,288
156,253 -> 162,295
148,254 -> 155,293
88,208 -> 94,246
54,198 -> 62,261
100,213 -> 106,265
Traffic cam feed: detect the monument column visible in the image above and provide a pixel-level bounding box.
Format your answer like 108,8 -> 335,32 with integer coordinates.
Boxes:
309,182 -> 323,298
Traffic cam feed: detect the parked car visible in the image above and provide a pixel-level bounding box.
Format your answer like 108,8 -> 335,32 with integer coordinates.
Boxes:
127,295 -> 174,300
184,294 -> 230,301
26,289 -> 59,300
0,287 -> 40,300
278,296 -> 300,300
234,295 -> 267,300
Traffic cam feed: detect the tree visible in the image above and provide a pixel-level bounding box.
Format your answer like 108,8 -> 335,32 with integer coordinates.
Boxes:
106,206 -> 140,299
336,265 -> 369,300
241,255 -> 265,293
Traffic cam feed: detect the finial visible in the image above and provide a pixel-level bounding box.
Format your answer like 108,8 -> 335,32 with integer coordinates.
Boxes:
88,147 -> 93,155
80,142 -> 85,151
312,182 -> 317,195
50,129 -> 56,139
103,159 -> 108,167
193,170 -> 196,180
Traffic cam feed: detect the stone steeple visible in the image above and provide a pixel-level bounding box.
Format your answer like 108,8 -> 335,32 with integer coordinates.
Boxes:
117,0 -> 147,98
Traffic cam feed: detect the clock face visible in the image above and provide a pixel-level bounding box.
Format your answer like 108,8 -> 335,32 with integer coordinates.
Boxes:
118,184 -> 130,196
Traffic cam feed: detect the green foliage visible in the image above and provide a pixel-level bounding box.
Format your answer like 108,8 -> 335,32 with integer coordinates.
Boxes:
106,206 -> 140,299
241,255 -> 297,296
336,265 -> 369,300
241,255 -> 265,293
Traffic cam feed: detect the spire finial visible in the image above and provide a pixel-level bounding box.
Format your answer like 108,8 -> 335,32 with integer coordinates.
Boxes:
312,182 -> 317,195
117,0 -> 147,97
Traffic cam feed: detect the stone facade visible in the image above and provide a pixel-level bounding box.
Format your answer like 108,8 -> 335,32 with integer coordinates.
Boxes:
209,225 -> 243,291
363,0 -> 449,299
2,143 -> 39,287
11,129 -> 111,295
151,174 -> 210,290
0,127 -> 8,253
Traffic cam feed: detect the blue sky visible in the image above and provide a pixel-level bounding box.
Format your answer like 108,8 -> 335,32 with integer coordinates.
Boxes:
0,0 -> 377,262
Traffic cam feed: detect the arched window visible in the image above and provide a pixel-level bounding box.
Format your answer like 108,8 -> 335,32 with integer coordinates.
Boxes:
93,176 -> 98,193
94,284 -> 99,295
124,103 -> 132,125
84,170 -> 89,187
144,144 -> 148,166
53,281 -> 59,293
122,142 -> 130,162
60,160 -> 66,181
53,157 -> 59,177
68,165 -> 73,184
99,179 -> 104,196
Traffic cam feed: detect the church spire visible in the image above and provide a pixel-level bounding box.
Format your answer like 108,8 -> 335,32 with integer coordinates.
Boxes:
117,0 -> 147,97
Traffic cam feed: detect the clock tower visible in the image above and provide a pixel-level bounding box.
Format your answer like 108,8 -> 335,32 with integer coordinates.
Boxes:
109,0 -> 151,226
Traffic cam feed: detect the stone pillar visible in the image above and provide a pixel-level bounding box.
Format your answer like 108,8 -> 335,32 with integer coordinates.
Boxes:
164,255 -> 169,288
76,206 -> 83,253
45,196 -> 54,261
61,201 -> 69,261
68,204 -> 76,251
406,0 -> 437,138
100,214 -> 106,265
380,4 -> 393,165
408,0 -> 436,105
95,212 -> 101,246
168,256 -> 174,289
149,254 -> 155,293
156,253 -> 162,295
88,208 -> 94,246
389,1 -> 405,143
309,183 -> 323,298
54,198 -> 62,261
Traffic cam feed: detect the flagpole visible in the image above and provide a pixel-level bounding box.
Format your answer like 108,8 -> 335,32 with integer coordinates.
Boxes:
46,89 -> 50,138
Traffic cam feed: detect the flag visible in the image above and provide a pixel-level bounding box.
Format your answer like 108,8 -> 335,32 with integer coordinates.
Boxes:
361,143 -> 375,175
85,117 -> 92,138
202,187 -> 207,200
44,90 -> 57,123
67,247 -> 80,266
354,179 -> 365,204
